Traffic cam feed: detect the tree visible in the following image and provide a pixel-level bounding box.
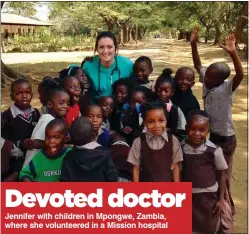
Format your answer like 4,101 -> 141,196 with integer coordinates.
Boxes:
234,2 -> 248,45
2,2 -> 38,17
48,2 -> 155,43
1,1 -> 26,87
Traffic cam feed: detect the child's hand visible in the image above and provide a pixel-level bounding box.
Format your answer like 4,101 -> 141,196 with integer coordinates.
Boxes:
23,139 -> 34,150
213,199 -> 224,217
190,27 -> 199,43
122,126 -> 132,134
220,33 -> 236,54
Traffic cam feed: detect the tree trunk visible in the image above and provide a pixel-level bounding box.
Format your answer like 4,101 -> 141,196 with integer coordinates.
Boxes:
204,27 -> 210,43
128,28 -> 132,42
118,24 -> 124,45
178,30 -> 186,40
1,60 -> 25,88
135,24 -> 138,43
234,2 -> 248,57
125,25 -> 129,43
185,31 -> 191,42
131,26 -> 136,41
1,1 -> 25,88
234,2 -> 248,45
214,25 -> 221,45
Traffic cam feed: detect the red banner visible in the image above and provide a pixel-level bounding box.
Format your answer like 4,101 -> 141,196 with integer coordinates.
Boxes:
1,182 -> 192,234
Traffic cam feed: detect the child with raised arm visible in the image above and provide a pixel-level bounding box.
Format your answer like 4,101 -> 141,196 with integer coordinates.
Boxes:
190,28 -> 244,218
127,100 -> 183,182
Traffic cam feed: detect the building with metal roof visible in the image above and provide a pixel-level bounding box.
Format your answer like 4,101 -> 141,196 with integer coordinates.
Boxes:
1,13 -> 53,39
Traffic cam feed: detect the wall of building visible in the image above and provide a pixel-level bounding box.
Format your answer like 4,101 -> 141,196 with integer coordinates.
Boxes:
1,24 -> 42,40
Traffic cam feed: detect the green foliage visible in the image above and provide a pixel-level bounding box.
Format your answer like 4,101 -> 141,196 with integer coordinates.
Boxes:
3,2 -> 37,17
47,2 -> 245,44
3,30 -> 95,53
3,2 -> 246,51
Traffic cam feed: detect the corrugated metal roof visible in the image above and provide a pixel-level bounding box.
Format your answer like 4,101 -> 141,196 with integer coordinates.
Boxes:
1,13 -> 53,26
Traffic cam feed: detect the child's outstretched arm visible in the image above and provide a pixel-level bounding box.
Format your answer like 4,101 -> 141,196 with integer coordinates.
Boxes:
220,33 -> 244,91
190,27 -> 202,74
213,170 -> 226,216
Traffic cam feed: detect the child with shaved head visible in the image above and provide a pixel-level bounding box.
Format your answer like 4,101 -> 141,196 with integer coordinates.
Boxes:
191,29 -> 244,220
19,118 -> 71,182
181,110 -> 232,233
60,116 -> 118,182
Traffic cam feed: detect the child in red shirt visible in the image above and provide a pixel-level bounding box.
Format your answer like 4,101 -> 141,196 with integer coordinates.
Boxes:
60,76 -> 81,127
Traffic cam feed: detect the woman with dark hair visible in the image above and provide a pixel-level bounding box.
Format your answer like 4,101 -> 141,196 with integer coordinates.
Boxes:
82,31 -> 134,101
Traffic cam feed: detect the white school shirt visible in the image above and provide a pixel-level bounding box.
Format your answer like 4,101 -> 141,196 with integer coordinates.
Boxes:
23,114 -> 55,168
168,100 -> 186,130
200,67 -> 235,136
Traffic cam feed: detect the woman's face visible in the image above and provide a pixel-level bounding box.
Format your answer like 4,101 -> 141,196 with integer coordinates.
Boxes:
97,37 -> 116,64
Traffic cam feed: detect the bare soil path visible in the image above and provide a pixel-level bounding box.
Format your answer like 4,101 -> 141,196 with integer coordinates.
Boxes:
2,38 -> 248,233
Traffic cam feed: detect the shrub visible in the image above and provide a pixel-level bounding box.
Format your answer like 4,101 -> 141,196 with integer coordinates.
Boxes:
4,32 -> 95,53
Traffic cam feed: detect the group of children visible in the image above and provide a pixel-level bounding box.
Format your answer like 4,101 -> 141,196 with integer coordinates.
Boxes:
1,29 -> 244,233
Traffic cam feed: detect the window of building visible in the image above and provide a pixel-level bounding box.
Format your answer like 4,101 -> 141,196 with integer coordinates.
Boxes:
4,29 -> 9,39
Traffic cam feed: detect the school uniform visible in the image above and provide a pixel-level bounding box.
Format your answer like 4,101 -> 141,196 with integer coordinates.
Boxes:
127,130 -> 183,182
24,114 -> 55,168
101,119 -> 111,131
40,105 -> 49,115
167,100 -> 186,131
60,142 -> 118,182
2,105 -> 40,148
1,138 -> 13,175
200,67 -> 237,215
121,103 -> 142,145
111,141 -> 132,182
1,105 -> 40,177
110,104 -> 128,135
171,86 -> 200,119
129,74 -> 153,89
96,128 -> 111,148
181,140 -> 232,233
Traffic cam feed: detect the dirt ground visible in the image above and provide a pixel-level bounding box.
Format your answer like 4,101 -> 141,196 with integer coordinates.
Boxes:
1,38 -> 248,233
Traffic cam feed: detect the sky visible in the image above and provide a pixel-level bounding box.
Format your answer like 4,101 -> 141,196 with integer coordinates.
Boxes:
35,3 -> 50,21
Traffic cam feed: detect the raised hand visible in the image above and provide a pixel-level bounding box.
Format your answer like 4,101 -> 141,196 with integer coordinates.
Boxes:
190,27 -> 199,43
220,33 -> 236,54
